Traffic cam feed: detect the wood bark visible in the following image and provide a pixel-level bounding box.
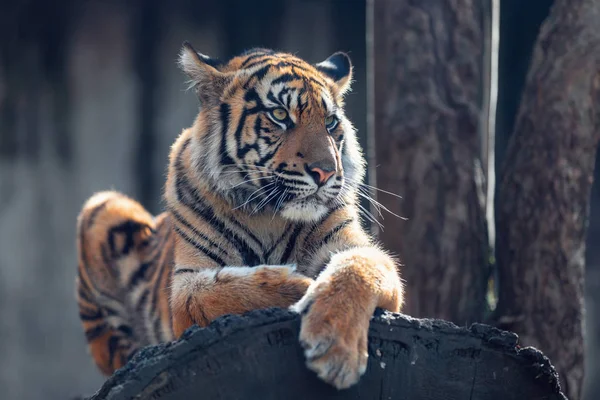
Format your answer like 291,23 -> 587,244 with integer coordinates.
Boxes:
493,0 -> 600,399
85,308 -> 566,400
370,0 -> 489,324
494,0 -> 554,173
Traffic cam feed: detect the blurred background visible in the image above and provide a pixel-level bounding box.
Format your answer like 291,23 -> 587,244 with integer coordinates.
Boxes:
0,0 -> 598,399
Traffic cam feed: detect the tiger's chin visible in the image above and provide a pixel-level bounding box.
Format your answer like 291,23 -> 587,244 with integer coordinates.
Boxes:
280,199 -> 329,222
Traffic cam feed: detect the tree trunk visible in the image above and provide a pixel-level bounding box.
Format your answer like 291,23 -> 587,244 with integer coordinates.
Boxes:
369,0 -> 489,325
494,0 -> 554,176
493,0 -> 600,398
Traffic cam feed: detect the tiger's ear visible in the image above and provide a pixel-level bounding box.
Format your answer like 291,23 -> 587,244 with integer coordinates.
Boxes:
315,52 -> 353,96
178,41 -> 228,106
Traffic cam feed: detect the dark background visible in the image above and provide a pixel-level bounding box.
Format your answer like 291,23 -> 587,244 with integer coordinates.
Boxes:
0,0 -> 597,399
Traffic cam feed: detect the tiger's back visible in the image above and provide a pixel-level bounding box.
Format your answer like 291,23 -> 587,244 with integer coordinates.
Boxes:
76,191 -> 174,374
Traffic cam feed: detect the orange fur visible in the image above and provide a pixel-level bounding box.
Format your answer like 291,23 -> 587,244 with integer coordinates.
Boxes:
171,265 -> 311,337
76,192 -> 173,374
76,44 -> 403,389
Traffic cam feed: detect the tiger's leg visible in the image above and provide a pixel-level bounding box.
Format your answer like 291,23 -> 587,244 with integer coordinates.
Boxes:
291,246 -> 403,390
170,265 -> 313,337
76,191 -> 173,375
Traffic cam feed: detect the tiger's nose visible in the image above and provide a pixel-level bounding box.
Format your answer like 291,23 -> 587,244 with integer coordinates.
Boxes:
307,163 -> 336,186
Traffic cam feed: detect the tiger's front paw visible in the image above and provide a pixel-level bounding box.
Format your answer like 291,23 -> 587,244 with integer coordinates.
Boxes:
281,272 -> 314,303
291,283 -> 371,390
253,266 -> 313,305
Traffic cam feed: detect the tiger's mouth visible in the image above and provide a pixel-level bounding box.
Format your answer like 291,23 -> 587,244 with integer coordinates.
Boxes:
278,183 -> 340,218
279,194 -> 332,222
224,166 -> 342,219
280,182 -> 336,203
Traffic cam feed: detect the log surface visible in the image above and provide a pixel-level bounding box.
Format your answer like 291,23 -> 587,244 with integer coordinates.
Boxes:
87,308 -> 566,400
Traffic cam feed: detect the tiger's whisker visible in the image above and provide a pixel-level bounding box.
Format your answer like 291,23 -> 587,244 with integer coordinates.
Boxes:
355,189 -> 407,221
232,183 -> 275,210
252,188 -> 280,215
230,176 -> 274,188
345,177 -> 404,200
272,189 -> 289,220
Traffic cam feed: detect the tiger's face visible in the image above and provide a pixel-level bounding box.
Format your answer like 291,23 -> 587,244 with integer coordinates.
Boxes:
180,43 -> 365,222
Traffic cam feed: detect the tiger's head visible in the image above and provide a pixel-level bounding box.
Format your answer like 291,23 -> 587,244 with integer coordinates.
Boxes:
179,42 -> 365,223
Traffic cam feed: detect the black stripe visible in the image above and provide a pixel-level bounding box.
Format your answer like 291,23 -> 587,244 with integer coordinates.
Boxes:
174,268 -> 197,275
219,104 -> 236,167
257,140 -> 282,166
103,305 -> 120,317
150,274 -> 167,343
136,288 -> 150,314
79,309 -> 104,322
253,114 -> 264,140
264,229 -> 291,261
107,335 -> 121,369
254,154 -> 277,173
78,265 -> 122,307
77,272 -> 95,304
86,198 -> 111,229
241,59 -> 273,72
140,223 -> 163,258
245,64 -> 272,84
271,73 -> 301,86
321,218 -> 354,245
281,177 -> 310,186
174,177 -> 263,264
272,60 -> 310,73
128,261 -> 153,288
295,84 -> 309,117
153,315 -> 165,343
100,244 -> 117,279
85,323 -> 108,341
308,76 -> 326,89
236,91 -> 269,159
174,226 -> 227,266
303,223 -> 322,247
281,224 -> 304,263
107,221 -> 146,258
235,109 -> 252,158
277,87 -> 290,106
266,91 -> 292,119
117,324 -> 133,337
185,293 -> 209,326
279,170 -> 304,177
171,209 -> 226,255
303,203 -> 345,244
297,84 -> 309,118
240,51 -> 274,67
78,301 -> 100,315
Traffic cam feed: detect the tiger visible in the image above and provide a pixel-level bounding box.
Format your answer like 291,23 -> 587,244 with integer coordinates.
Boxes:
76,42 -> 404,390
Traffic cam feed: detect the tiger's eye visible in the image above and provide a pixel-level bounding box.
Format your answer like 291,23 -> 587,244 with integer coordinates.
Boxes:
325,115 -> 338,128
271,108 -> 288,121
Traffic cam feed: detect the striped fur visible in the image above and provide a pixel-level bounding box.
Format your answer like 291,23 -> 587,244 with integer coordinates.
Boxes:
76,191 -> 174,375
76,43 -> 404,390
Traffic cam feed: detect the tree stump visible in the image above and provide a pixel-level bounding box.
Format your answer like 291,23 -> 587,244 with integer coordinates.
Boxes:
84,308 -> 566,400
